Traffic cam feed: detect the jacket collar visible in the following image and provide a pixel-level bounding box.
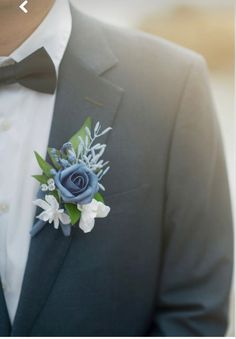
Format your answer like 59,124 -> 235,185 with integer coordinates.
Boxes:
69,3 -> 119,76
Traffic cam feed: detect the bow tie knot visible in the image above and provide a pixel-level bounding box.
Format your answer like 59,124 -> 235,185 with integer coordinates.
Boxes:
0,47 -> 57,94
0,62 -> 17,85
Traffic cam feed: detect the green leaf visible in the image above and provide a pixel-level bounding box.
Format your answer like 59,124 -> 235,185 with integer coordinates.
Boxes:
65,203 -> 81,225
94,192 -> 104,203
32,174 -> 48,184
69,117 -> 92,152
48,148 -> 61,170
34,151 -> 54,177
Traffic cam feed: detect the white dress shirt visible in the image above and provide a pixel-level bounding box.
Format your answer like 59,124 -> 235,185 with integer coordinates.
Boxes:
0,0 -> 72,324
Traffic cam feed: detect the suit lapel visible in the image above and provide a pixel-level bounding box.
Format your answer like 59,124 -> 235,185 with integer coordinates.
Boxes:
47,48 -> 124,151
0,283 -> 11,336
12,7 -> 124,336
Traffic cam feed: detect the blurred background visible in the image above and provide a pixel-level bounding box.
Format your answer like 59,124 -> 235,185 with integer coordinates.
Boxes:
71,0 -> 235,336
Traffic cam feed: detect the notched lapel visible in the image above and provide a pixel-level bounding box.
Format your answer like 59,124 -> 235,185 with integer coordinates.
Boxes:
48,54 -> 124,150
12,8 -> 124,336
47,4 -> 124,150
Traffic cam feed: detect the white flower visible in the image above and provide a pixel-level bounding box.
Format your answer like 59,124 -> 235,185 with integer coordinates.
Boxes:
48,181 -> 56,191
33,195 -> 71,229
40,179 -> 56,192
47,179 -> 55,185
77,199 -> 110,233
41,184 -> 48,192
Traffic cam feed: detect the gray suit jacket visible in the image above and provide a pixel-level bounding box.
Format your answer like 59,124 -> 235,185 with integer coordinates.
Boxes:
0,4 -> 233,336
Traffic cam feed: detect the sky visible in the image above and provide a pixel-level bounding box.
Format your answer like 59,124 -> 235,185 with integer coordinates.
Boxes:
71,0 -> 234,27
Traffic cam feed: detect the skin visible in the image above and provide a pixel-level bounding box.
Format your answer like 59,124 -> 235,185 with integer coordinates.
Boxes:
0,0 -> 55,56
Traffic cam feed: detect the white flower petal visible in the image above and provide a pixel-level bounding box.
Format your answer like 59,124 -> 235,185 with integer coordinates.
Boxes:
59,213 -> 71,225
96,202 -> 110,218
48,183 -> 55,191
41,184 -> 48,192
48,216 -> 54,224
77,201 -> 97,217
33,199 -> 50,211
45,195 -> 59,210
77,200 -> 110,233
37,211 -> 50,222
83,200 -> 96,210
79,215 -> 95,233
47,178 -> 55,185
54,217 -> 60,229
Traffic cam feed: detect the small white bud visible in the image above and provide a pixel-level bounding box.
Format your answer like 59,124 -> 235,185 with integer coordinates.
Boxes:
41,184 -> 48,192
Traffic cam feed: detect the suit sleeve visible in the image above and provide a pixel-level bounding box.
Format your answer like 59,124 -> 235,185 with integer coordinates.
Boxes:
149,56 -> 234,336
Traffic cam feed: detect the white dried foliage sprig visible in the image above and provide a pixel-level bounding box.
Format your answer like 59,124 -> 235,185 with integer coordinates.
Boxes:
76,122 -> 112,190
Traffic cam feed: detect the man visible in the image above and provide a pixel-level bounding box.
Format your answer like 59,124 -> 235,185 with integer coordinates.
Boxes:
0,0 -> 233,336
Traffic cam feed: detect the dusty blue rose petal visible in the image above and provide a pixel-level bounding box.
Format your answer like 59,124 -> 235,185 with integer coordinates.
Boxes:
64,172 -> 89,194
54,163 -> 99,204
54,174 -> 75,199
60,164 -> 84,180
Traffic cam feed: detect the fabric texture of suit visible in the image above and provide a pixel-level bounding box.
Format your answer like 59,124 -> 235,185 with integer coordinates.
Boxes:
0,4 -> 233,336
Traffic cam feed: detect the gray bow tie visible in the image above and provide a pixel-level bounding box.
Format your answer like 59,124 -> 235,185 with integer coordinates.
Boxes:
0,47 -> 57,94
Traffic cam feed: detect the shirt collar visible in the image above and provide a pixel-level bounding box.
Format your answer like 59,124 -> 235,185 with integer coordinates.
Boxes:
0,0 -> 72,75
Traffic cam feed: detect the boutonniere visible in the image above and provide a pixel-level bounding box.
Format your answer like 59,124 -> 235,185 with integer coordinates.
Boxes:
31,118 -> 111,237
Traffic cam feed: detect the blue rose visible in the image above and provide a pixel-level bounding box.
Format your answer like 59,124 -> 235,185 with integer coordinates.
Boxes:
54,164 -> 99,205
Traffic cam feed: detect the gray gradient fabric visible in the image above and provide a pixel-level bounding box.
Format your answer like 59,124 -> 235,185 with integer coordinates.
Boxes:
0,4 -> 233,337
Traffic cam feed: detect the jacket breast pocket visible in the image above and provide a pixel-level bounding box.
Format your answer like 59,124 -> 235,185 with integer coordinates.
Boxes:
105,183 -> 151,219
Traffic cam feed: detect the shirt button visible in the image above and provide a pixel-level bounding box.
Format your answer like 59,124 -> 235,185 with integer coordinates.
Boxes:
0,202 -> 9,215
0,119 -> 12,132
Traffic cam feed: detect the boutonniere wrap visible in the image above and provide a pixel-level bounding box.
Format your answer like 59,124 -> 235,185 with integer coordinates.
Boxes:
31,118 -> 111,237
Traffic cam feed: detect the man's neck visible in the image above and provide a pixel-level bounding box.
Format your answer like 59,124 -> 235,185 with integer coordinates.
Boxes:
0,0 -> 55,56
